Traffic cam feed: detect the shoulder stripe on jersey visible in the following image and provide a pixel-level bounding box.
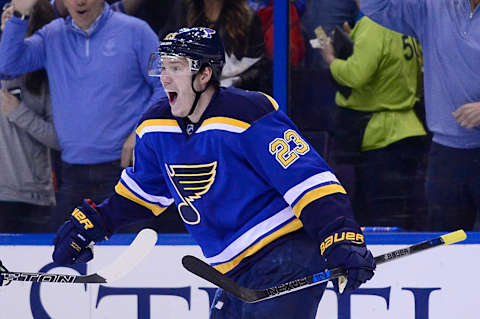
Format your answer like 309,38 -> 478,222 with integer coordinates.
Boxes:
259,92 -> 279,110
204,206 -> 302,274
197,117 -> 250,133
292,184 -> 347,218
213,218 -> 303,274
284,172 -> 340,205
115,170 -> 174,215
136,119 -> 181,138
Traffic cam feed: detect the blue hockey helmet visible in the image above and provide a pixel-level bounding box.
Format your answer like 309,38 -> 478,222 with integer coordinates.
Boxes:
148,27 -> 225,83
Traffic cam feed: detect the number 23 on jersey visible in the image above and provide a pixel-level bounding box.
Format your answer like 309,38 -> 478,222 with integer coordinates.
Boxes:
269,129 -> 310,169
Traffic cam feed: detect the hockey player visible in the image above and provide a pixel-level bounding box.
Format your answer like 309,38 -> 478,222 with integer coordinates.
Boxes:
51,27 -> 376,318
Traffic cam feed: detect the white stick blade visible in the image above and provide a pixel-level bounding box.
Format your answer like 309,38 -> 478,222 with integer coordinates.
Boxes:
97,228 -> 157,283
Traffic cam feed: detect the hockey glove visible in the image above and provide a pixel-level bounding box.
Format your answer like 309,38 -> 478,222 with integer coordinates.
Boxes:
0,260 -> 11,286
319,218 -> 375,293
52,199 -> 111,265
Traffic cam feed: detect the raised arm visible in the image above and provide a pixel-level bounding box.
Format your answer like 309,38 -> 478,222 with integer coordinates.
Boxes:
360,0 -> 427,38
0,0 -> 47,76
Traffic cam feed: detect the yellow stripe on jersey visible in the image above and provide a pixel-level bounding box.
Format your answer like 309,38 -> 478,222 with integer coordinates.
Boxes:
259,92 -> 279,110
197,117 -> 250,133
136,119 -> 180,137
292,184 -> 347,218
115,182 -> 168,216
213,218 -> 303,274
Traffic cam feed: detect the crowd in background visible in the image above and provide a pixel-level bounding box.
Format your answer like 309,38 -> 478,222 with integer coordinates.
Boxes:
0,0 -> 478,233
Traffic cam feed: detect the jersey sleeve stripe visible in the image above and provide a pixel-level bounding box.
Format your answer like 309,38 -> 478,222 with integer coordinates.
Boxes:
259,92 -> 279,110
196,117 -> 250,133
136,119 -> 182,137
204,206 -> 296,264
115,182 -> 168,216
283,171 -> 340,205
118,170 -> 174,207
292,184 -> 347,218
212,218 -> 303,274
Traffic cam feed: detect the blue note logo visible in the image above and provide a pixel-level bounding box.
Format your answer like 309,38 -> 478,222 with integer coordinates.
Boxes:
165,162 -> 217,225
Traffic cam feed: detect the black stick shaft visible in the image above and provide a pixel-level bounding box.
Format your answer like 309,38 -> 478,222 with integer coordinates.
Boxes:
1,271 -> 106,284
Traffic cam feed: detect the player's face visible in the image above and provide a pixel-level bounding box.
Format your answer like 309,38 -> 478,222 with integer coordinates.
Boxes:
159,57 -> 196,117
63,0 -> 104,30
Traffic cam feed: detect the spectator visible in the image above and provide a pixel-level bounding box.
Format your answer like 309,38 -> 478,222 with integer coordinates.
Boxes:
50,0 -> 144,17
302,0 -> 358,67
0,0 -> 59,232
160,0 -> 271,94
256,0 -> 307,67
361,0 -> 480,231
248,0 -> 306,16
49,0 -> 177,58
319,6 -> 427,230
0,0 -> 164,231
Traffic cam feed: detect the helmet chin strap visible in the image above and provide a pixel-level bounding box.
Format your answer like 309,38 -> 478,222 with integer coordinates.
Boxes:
187,73 -> 209,117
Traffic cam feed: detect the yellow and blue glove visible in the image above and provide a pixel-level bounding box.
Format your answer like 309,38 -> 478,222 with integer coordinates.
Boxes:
52,199 -> 111,265
319,217 -> 376,293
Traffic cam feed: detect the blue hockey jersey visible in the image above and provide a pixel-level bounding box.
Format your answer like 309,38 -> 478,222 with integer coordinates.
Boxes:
98,87 -> 353,274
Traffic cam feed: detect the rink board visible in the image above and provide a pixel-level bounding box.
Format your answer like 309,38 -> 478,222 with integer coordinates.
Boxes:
0,233 -> 478,319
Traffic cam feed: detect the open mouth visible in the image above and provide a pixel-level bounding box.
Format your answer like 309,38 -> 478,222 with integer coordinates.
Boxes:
168,91 -> 178,105
77,10 -> 87,15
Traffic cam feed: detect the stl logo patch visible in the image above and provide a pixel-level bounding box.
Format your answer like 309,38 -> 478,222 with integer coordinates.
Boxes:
269,129 -> 310,169
165,162 -> 217,225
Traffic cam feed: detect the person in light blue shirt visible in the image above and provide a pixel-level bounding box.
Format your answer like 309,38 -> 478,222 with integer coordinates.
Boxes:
49,0 -> 144,18
361,0 -> 480,231
0,0 -> 165,230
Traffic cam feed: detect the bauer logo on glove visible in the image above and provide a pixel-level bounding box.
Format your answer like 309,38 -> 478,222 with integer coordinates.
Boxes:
320,232 -> 364,255
72,208 -> 94,230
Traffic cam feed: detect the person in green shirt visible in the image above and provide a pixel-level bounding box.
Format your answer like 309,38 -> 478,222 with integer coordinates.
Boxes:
319,10 -> 427,230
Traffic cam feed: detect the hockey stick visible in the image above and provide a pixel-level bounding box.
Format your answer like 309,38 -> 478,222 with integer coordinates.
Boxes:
0,228 -> 157,285
182,229 -> 467,303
